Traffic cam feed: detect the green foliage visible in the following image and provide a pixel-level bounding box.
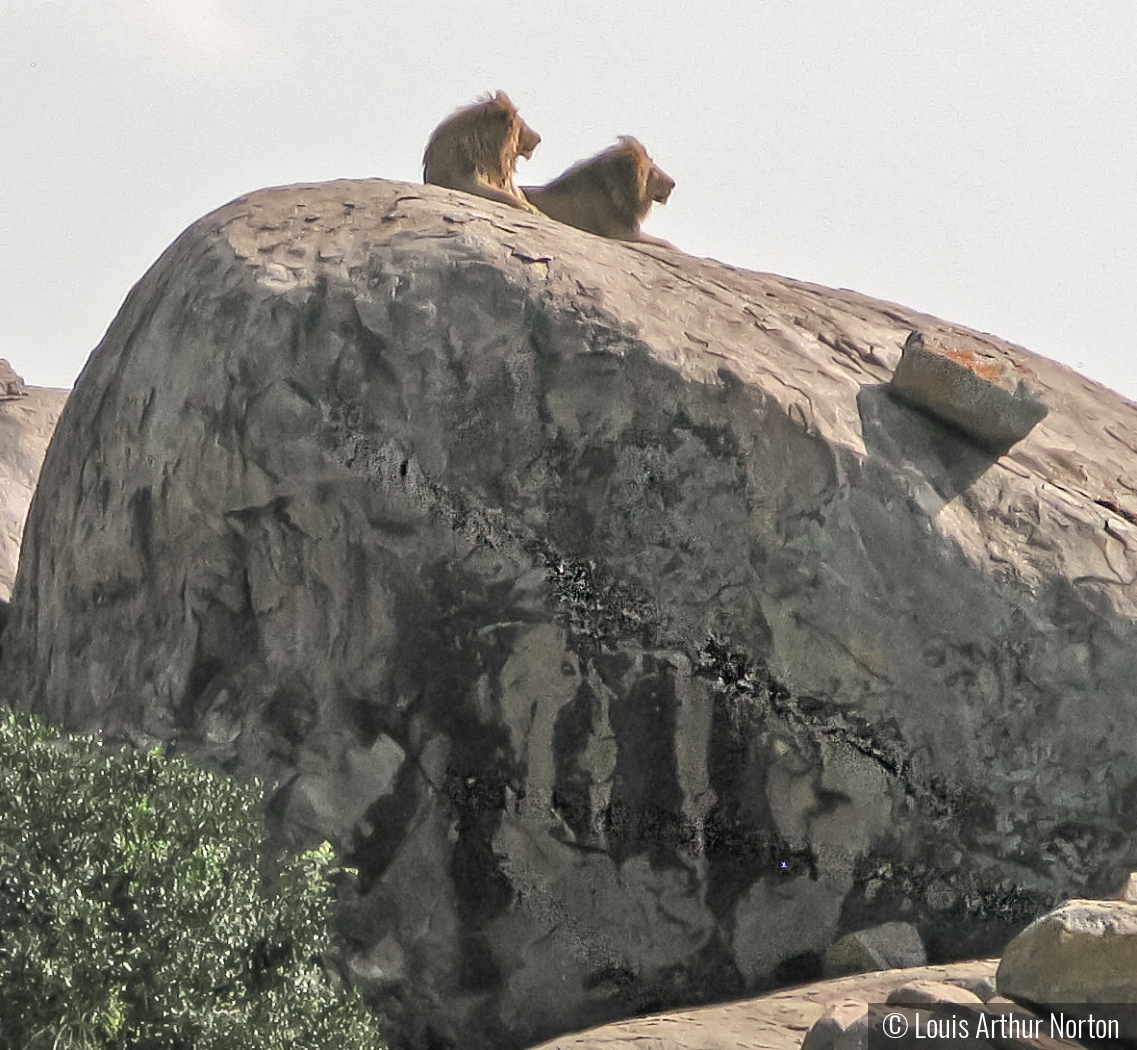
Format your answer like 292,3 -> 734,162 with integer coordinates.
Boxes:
0,712 -> 384,1049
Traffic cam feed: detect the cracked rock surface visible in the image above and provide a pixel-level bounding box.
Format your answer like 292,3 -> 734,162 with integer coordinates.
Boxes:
3,178 -> 1137,1049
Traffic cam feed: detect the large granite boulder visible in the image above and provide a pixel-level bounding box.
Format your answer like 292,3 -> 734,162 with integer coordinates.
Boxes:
0,368 -> 68,603
4,178 -> 1137,1049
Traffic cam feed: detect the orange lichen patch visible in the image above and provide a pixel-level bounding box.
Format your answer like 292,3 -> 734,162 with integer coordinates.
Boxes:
888,329 -> 1048,453
942,347 -> 1003,382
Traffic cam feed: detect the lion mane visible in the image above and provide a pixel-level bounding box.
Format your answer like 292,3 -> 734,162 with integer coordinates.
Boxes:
423,91 -> 541,212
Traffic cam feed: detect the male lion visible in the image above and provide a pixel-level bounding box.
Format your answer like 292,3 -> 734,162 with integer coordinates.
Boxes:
423,91 -> 541,213
523,136 -> 677,248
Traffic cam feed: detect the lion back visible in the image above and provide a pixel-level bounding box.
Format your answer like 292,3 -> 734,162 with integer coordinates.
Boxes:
524,137 -> 659,240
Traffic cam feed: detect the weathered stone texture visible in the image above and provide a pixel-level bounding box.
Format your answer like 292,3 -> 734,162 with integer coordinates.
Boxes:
0,382 -> 68,602
4,178 -> 1137,1049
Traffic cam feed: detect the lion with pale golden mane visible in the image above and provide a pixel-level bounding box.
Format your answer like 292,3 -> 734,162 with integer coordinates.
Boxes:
423,91 -> 541,213
524,136 -> 677,248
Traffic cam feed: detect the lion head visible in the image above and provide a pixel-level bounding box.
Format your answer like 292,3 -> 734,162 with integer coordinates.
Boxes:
423,91 -> 540,190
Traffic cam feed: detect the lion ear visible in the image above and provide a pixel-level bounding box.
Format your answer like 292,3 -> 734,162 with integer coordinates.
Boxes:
493,90 -> 514,109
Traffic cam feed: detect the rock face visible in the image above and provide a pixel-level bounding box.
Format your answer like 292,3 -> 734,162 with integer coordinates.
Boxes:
4,178 -> 1137,1049
0,375 -> 69,603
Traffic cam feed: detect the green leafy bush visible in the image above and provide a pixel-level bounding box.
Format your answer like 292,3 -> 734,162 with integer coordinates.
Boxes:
0,711 -> 384,1049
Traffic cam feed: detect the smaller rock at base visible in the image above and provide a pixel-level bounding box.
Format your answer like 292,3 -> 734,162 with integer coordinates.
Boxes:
823,921 -> 927,978
947,974 -> 998,1002
885,980 -> 985,1007
997,898 -> 1137,1042
997,898 -> 1137,1003
1113,872 -> 1137,903
801,998 -> 868,1050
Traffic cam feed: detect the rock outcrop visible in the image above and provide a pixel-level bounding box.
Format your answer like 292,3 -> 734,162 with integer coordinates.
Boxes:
0,371 -> 68,603
4,177 -> 1137,1049
0,359 -> 27,400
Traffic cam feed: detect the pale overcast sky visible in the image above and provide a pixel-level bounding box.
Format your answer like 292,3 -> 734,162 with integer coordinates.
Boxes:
3,1 -> 1136,401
